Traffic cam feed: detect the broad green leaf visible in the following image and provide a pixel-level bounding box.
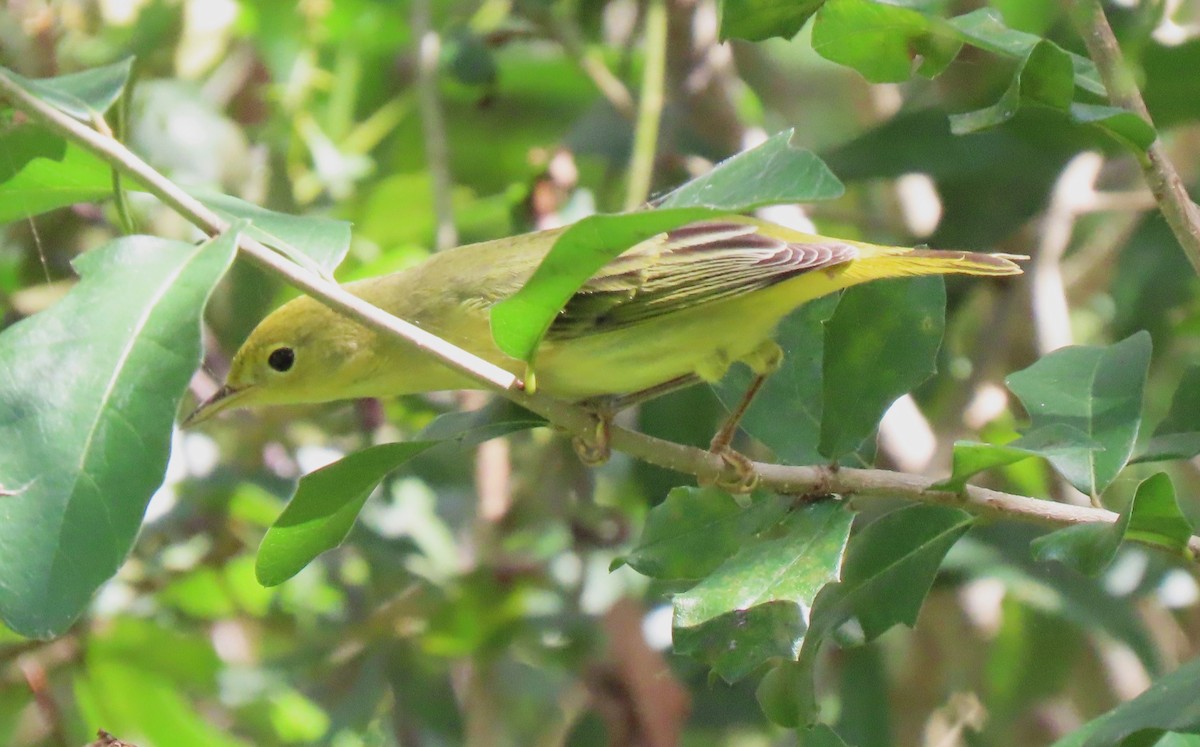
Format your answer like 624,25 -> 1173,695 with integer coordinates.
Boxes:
256,441 -> 437,586
673,601 -> 808,683
1031,472 -> 1191,573
1050,655 -> 1200,747
946,8 -> 1105,96
718,0 -> 824,41
949,40 -> 1074,135
1031,510 -> 1128,576
0,231 -> 238,638
615,487 -> 791,580
657,130 -> 844,210
673,500 -> 854,682
787,505 -> 973,722
811,0 -> 960,83
3,58 -> 133,120
491,130 -> 843,361
935,423 -> 1102,491
819,277 -> 945,461
1125,473 -> 1192,556
417,398 -> 545,448
1135,366 -> 1200,463
1006,332 -> 1151,497
716,296 -> 839,465
0,124 -> 114,223
1069,103 -> 1157,151
197,191 -> 352,277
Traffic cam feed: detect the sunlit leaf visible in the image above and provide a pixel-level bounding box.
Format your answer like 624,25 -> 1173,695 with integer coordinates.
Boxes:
256,441 -> 437,586
0,231 -> 238,638
0,124 -> 113,223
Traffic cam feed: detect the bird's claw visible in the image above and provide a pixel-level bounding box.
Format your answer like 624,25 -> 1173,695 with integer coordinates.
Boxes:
704,444 -> 759,498
571,411 -> 612,466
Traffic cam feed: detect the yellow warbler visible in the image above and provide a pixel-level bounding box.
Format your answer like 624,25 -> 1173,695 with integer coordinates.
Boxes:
186,217 -> 1022,430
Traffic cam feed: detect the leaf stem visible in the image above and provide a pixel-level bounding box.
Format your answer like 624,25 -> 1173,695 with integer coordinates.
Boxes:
1069,0 -> 1200,275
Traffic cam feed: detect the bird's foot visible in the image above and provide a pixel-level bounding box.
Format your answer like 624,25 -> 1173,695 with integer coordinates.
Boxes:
705,443 -> 760,498
571,408 -> 613,467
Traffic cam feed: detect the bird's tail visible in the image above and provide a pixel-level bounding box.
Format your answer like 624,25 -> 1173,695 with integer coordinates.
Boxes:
845,249 -> 1026,281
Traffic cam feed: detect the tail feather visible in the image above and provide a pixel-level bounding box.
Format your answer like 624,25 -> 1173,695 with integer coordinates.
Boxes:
848,249 -> 1026,280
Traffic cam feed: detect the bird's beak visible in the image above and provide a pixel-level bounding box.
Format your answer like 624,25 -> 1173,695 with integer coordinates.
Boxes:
181,384 -> 251,428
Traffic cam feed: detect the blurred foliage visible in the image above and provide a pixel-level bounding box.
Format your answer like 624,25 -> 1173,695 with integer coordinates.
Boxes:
4,1 -> 1200,746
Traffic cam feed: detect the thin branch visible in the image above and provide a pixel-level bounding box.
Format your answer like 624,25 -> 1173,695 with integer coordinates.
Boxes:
4,68 -> 1200,562
624,0 -> 668,211
411,0 -> 457,251
538,8 -> 636,119
1069,0 -> 1200,275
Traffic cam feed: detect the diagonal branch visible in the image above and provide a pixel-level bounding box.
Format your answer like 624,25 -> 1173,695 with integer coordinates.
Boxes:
3,67 -> 1198,562
1068,0 -> 1200,275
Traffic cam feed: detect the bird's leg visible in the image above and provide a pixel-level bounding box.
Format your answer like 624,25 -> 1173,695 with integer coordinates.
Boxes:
571,406 -> 613,466
570,375 -> 703,467
706,340 -> 784,494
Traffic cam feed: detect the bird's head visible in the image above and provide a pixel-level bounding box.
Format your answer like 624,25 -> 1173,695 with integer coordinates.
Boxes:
183,296 -> 375,426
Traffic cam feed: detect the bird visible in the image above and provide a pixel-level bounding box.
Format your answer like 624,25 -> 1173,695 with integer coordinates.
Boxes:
184,216 -> 1023,488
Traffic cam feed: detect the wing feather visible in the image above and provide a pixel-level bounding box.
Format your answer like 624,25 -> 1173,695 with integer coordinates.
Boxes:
547,221 -> 856,339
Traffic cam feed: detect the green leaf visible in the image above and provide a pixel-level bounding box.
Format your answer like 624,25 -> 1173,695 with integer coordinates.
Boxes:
1005,331 -> 1151,497
788,505 -> 973,721
1031,510 -> 1128,576
1135,366 -> 1200,463
717,296 -> 839,465
0,231 -> 238,638
1050,655 -> 1200,747
819,277 -> 945,461
197,191 -> 352,277
949,40 -> 1075,135
657,130 -> 844,210
1069,103 -> 1157,151
616,487 -> 792,579
0,124 -> 114,223
718,0 -> 825,42
255,441 -> 437,586
946,8 -> 1105,96
1125,473 -> 1192,556
935,423 -> 1103,492
811,0 -> 960,83
4,58 -> 134,120
673,500 -> 854,682
1032,472 -> 1191,574
491,130 -> 843,361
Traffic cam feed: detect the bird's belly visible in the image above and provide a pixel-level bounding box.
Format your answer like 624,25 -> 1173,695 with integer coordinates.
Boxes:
531,302 -> 780,400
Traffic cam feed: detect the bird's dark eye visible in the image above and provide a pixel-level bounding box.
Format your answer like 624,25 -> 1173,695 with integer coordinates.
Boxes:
267,347 -> 295,372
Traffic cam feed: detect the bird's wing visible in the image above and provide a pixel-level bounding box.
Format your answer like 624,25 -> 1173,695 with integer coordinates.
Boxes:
547,221 -> 857,339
